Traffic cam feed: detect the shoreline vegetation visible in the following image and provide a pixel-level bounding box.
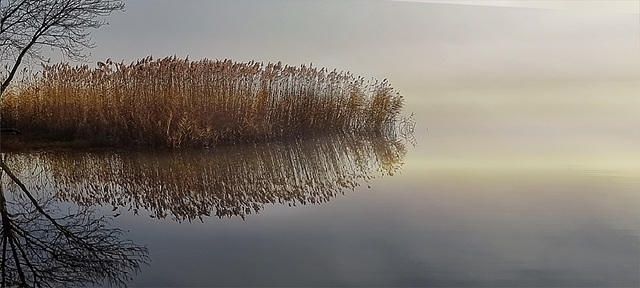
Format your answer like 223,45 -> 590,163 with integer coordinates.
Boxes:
1,56 -> 409,150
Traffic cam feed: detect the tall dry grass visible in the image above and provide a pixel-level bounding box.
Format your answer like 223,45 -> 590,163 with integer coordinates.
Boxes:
1,56 -> 404,147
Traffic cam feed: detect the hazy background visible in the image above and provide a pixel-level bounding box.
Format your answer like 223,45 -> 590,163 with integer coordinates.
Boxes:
51,0 -> 636,175
49,0 -> 638,83
37,0 -> 640,174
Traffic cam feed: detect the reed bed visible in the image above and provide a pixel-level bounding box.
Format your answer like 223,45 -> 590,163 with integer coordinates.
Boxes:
1,56 -> 404,147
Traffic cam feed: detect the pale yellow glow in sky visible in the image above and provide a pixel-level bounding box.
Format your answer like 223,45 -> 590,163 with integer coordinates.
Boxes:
395,0 -> 640,14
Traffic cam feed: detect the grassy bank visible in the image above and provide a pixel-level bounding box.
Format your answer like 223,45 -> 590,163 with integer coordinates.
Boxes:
1,56 -> 404,148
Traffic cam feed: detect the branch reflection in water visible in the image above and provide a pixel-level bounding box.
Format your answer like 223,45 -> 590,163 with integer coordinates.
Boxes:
8,135 -> 406,222
0,159 -> 149,288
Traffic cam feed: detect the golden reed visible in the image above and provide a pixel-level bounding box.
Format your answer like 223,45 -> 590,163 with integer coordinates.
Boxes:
1,56 -> 404,148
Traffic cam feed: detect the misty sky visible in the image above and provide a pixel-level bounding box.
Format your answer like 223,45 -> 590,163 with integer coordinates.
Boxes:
51,0 -> 639,83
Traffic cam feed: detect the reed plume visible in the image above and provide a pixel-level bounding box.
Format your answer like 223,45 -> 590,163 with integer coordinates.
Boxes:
1,56 -> 404,148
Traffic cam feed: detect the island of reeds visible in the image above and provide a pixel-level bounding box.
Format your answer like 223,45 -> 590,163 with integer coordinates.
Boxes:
1,56 -> 405,148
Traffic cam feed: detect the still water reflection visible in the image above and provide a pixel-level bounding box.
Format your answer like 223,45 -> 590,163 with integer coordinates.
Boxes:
0,160 -> 149,287
4,135 -> 406,222
3,107 -> 639,286
1,134 -> 406,286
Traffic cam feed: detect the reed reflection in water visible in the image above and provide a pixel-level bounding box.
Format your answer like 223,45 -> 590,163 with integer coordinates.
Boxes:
0,160 -> 149,287
7,135 -> 406,222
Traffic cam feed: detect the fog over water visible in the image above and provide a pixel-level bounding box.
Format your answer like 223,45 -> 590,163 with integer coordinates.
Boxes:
11,0 -> 640,286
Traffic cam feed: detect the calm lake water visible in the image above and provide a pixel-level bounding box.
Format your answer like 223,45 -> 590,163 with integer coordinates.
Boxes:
1,79 -> 638,287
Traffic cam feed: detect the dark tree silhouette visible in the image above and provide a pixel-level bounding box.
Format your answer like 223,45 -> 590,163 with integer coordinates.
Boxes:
0,0 -> 124,96
0,158 -> 149,287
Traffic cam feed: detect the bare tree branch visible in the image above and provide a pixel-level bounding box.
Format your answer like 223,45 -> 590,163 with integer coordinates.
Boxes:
0,0 -> 124,96
0,157 -> 149,287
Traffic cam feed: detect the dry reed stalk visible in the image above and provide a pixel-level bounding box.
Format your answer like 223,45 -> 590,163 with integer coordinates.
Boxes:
1,56 -> 405,148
